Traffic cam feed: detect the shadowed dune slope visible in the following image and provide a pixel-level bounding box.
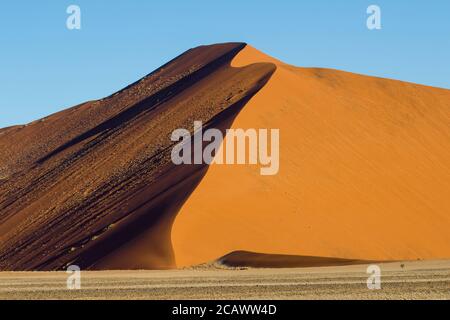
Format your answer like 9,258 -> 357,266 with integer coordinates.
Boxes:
172,45 -> 450,267
218,251 -> 371,269
0,43 -> 276,270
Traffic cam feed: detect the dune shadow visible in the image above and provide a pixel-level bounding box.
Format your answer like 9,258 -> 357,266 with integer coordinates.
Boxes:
37,44 -> 246,165
65,78 -> 275,270
218,251 -> 379,269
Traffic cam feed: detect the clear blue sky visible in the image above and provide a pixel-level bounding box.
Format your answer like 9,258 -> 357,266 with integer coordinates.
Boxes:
1,0 -> 449,128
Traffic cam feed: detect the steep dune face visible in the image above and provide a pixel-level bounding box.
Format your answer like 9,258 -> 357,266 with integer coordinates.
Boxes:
0,43 -> 275,270
172,45 -> 450,267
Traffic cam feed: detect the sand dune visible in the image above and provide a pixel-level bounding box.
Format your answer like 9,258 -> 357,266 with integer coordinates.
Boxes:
1,43 -> 449,271
171,45 -> 450,267
0,43 -> 275,270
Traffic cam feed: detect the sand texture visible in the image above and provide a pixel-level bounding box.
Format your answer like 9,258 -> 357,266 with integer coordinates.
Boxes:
0,260 -> 449,300
172,45 -> 450,267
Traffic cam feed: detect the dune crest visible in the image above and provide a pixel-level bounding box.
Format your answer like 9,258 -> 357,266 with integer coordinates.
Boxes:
0,43 -> 275,270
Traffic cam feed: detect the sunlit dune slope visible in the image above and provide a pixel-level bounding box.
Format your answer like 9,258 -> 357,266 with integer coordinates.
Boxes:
172,45 -> 450,267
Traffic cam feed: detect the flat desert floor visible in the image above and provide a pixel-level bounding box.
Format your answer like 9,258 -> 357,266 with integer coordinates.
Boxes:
0,260 -> 449,300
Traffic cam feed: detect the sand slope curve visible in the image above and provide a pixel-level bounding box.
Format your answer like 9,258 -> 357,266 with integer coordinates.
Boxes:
0,43 -> 275,270
172,45 -> 450,267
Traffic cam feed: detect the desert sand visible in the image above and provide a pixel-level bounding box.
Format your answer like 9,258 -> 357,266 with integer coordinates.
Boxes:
0,43 -> 449,271
172,45 -> 450,267
0,260 -> 449,300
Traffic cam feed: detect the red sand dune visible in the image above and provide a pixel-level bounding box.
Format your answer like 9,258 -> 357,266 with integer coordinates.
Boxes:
0,43 -> 449,270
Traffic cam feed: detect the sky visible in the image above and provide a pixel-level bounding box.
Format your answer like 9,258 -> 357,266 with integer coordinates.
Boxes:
0,0 -> 449,128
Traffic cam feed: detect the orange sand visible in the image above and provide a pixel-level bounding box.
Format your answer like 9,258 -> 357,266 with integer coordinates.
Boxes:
172,45 -> 450,267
